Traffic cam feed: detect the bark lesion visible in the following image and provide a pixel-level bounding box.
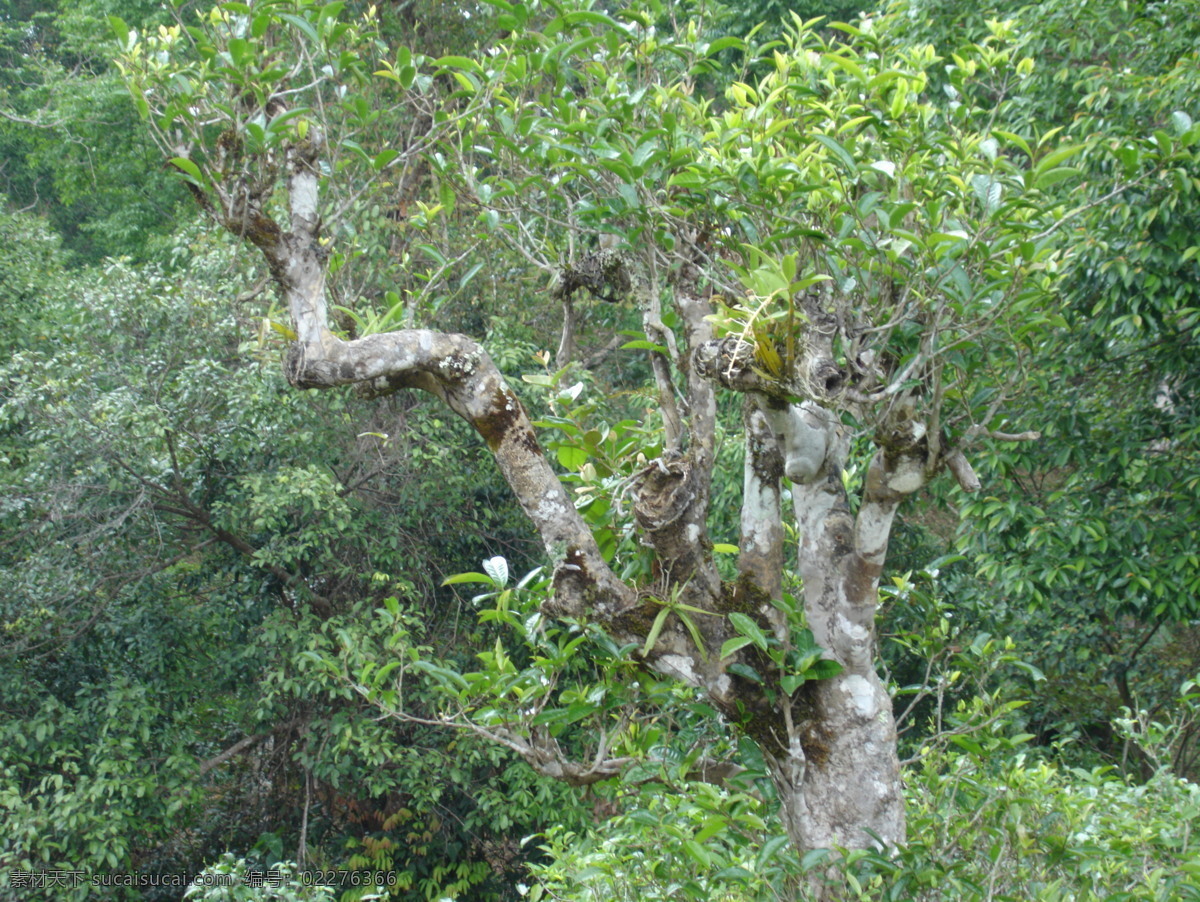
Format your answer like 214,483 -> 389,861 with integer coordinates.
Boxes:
549,246 -> 634,304
473,385 -> 540,454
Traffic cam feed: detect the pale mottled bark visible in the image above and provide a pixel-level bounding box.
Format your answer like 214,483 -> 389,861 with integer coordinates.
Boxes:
739,400 -> 784,605
786,456 -> 906,856
712,325 -> 931,864
221,138 -> 636,619
733,392 -> 904,858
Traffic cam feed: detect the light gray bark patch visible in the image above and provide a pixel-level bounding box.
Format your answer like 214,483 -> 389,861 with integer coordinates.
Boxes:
436,349 -> 479,381
762,402 -> 828,484
840,674 -> 880,719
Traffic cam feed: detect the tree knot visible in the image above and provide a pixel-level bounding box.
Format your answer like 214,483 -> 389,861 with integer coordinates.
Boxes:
693,338 -> 758,390
551,248 -> 634,303
632,455 -> 694,530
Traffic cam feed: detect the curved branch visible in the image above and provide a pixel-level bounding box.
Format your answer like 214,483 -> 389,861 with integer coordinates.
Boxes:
195,138 -> 637,619
285,329 -> 633,618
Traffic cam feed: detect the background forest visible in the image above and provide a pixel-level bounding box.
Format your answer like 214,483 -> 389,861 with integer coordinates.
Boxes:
1,0 -> 1198,899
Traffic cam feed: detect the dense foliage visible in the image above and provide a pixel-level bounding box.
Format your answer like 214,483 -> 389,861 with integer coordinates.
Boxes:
894,0 -> 1200,776
1,0 -> 1197,899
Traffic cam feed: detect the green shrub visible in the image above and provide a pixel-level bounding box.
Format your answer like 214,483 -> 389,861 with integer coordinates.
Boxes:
528,679 -> 1200,901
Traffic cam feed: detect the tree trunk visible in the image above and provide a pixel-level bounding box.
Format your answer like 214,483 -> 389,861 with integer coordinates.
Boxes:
758,400 -> 911,866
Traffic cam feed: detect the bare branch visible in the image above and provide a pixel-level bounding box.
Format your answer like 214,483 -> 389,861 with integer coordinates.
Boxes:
945,450 -> 982,493
980,429 -> 1042,442
287,329 -> 633,617
0,108 -> 68,128
198,718 -> 303,776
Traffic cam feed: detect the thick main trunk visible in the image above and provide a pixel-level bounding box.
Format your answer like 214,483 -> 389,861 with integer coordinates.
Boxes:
759,402 -> 909,862
778,472 -> 904,855
772,675 -> 903,853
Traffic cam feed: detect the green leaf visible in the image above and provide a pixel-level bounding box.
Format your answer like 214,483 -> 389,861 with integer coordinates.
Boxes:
372,149 -> 399,170
319,0 -> 346,22
799,847 -> 831,870
720,636 -> 753,659
828,22 -> 876,44
992,129 -> 1031,158
642,606 -> 672,657
482,555 -> 508,588
727,662 -> 762,684
168,156 -> 204,185
781,673 -> 805,695
825,53 -> 866,83
561,10 -> 622,31
556,444 -> 588,470
442,572 -> 495,586
227,37 -> 251,67
458,262 -> 484,291
806,659 -> 844,680
108,15 -> 130,48
417,243 -> 448,267
682,839 -> 711,866
621,339 -> 668,353
278,12 -> 319,44
668,170 -> 706,189
632,140 -> 661,169
813,134 -> 857,173
412,661 -> 469,691
251,12 -> 272,38
1033,166 -> 1081,190
714,866 -> 754,881
707,36 -> 746,55
435,55 -> 481,73
676,609 -> 709,662
728,612 -> 769,650
1034,143 -> 1085,175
